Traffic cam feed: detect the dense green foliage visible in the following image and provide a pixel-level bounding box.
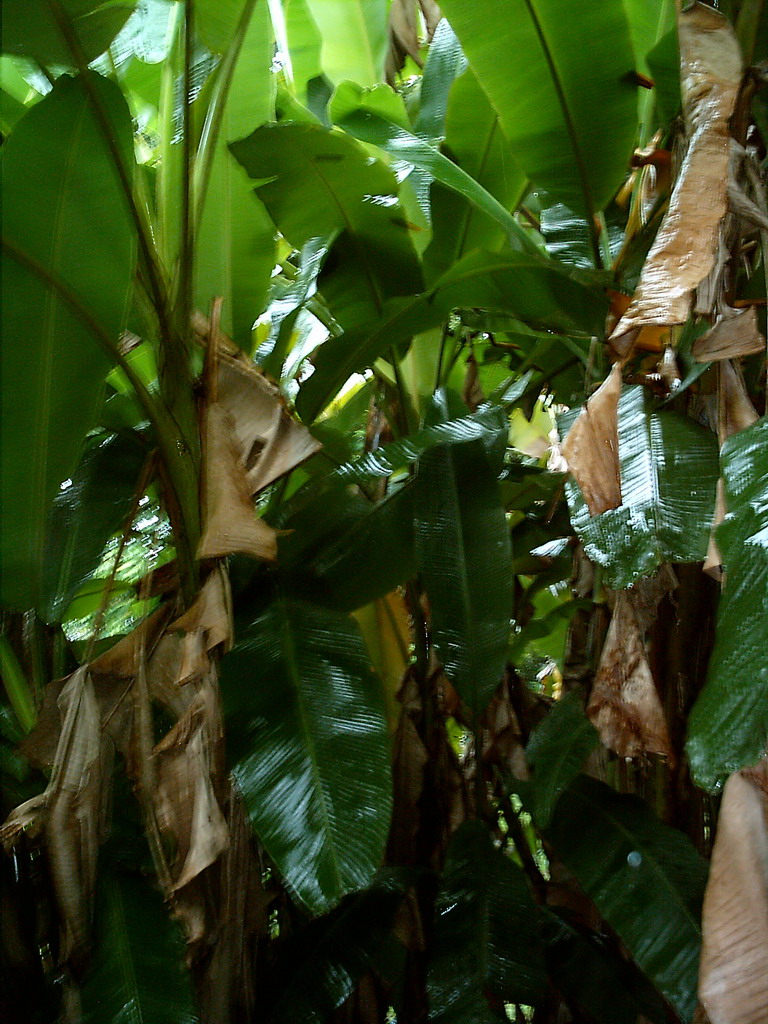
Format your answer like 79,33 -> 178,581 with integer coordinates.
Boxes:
1,1 -> 766,1022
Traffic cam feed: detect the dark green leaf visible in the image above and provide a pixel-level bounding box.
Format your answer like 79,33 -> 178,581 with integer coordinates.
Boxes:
439,0 -> 637,220
428,821 -> 547,1019
687,417 -> 768,791
566,387 -> 719,588
79,871 -> 199,1024
415,409 -> 513,715
524,690 -> 598,827
268,883 -> 403,1024
547,775 -> 708,1022
1,73 -> 136,610
40,431 -> 146,623
221,595 -> 393,915
2,1 -> 136,67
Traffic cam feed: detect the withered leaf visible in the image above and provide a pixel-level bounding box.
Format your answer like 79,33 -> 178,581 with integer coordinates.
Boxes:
588,592 -> 672,761
611,4 -> 742,353
561,363 -> 622,515
699,762 -> 768,1024
693,307 -> 765,363
169,569 -> 233,684
198,403 -> 278,562
216,353 -> 321,497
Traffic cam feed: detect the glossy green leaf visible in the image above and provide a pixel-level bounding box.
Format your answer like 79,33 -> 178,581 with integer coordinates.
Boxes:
1,73 -> 136,610
524,690 -> 598,828
415,410 -> 513,715
268,884 -> 403,1024
1,0 -> 136,67
547,775 -> 708,1022
40,431 -> 147,623
304,0 -> 388,86
439,0 -> 637,221
230,121 -> 423,331
221,596 -> 393,915
424,66 -> 530,281
331,80 -> 535,256
687,417 -> 768,792
428,821 -> 547,1019
566,387 -> 719,589
622,0 -> 676,142
196,0 -> 252,53
414,18 -> 467,140
80,872 -> 199,1024
195,2 -> 276,345
298,248 -> 607,421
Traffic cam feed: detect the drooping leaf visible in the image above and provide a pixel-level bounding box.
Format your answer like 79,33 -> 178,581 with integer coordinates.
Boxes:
79,871 -> 199,1024
1,73 -> 136,610
298,249 -> 607,421
611,5 -> 742,353
195,1 -> 276,345
439,0 -> 637,221
40,431 -> 147,623
220,595 -> 393,915
415,401 -> 513,716
687,417 -> 768,791
698,762 -> 768,1024
565,385 -> 719,589
331,81 -> 534,255
230,120 -> 423,332
1,0 -> 136,67
268,883 -> 403,1024
547,775 -> 708,1022
427,821 -> 548,1019
524,690 -> 598,828
304,0 -> 389,86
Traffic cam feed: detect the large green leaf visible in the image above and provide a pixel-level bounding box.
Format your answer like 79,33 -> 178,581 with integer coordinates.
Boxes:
415,400 -> 513,716
230,121 -> 423,329
298,248 -> 607,421
220,596 -> 393,915
304,0 -> 388,86
439,0 -> 637,222
424,66 -> 530,281
565,387 -> 720,589
1,73 -> 136,610
79,872 -> 199,1024
268,883 -> 403,1024
414,17 -> 467,141
284,0 -> 323,101
547,775 -> 708,1022
39,431 -> 147,623
687,417 -> 768,792
1,0 -> 135,67
427,821 -> 547,1019
195,2 -> 276,345
331,81 -> 534,257
524,690 -> 598,828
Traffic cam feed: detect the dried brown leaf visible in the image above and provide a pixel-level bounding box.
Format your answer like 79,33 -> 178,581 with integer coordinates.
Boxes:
388,714 -> 429,864
217,353 -> 321,497
699,762 -> 768,1024
88,604 -> 172,678
717,360 -> 760,443
611,4 -> 742,353
588,593 -> 672,761
694,307 -> 766,362
561,363 -> 622,515
169,570 -> 233,683
198,403 -> 278,562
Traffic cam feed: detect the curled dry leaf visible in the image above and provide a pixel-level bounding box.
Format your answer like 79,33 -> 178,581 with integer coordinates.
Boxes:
693,307 -> 765,362
611,4 -> 742,355
560,363 -> 622,515
216,352 -> 321,497
169,569 -> 233,684
387,713 -> 429,864
699,761 -> 768,1024
587,592 -> 672,761
198,403 -> 278,562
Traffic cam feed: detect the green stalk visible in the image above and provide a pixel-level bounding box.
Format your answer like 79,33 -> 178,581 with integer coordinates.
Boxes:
194,0 -> 260,224
0,634 -> 36,734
